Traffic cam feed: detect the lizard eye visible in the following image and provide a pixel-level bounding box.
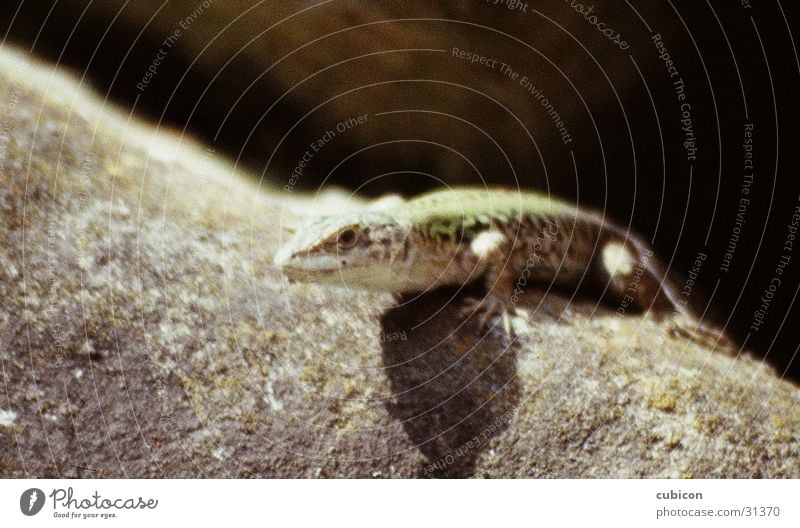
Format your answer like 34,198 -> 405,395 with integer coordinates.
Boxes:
337,228 -> 357,249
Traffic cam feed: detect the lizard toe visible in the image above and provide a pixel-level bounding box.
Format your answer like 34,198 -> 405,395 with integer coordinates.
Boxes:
459,294 -> 518,336
666,314 -> 735,353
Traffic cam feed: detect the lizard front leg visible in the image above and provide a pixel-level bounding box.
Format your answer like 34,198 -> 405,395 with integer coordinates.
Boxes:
459,230 -> 531,335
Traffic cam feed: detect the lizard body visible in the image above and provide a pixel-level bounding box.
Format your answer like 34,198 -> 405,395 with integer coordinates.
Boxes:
275,187 -> 726,345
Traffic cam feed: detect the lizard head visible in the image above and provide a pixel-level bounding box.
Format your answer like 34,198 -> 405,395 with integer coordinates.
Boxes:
273,211 -> 412,289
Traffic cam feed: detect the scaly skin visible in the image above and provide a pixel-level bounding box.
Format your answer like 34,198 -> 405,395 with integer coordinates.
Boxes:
274,187 -> 729,347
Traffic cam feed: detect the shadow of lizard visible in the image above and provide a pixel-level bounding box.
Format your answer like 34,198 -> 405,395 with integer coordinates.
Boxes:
380,286 -> 522,478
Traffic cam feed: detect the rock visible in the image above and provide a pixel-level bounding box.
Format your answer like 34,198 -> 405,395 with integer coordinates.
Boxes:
1,45 -> 798,478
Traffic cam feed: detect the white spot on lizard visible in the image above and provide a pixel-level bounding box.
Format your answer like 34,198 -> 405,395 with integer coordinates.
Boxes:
602,241 -> 636,277
470,230 -> 505,260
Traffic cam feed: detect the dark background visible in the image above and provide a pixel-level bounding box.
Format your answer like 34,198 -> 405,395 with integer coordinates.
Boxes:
2,1 -> 799,380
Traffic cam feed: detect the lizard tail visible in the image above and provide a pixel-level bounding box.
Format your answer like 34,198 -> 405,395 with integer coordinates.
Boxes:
594,223 -> 734,351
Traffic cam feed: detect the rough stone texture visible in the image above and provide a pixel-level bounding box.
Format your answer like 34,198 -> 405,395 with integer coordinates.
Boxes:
1,46 -> 798,478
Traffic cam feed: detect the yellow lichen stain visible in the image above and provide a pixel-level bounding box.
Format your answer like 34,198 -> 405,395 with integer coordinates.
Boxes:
182,378 -> 207,411
241,412 -> 260,425
640,376 -> 687,413
770,414 -> 794,443
212,374 -> 241,393
300,365 -> 327,390
342,381 -> 358,399
241,346 -> 272,377
693,414 -> 722,435
651,392 -> 676,413
770,414 -> 784,430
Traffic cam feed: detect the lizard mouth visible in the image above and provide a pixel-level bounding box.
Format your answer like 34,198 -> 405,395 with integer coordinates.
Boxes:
272,244 -> 297,268
275,253 -> 361,278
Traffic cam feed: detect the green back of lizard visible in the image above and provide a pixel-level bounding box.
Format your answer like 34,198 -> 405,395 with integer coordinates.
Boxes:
394,187 -> 578,241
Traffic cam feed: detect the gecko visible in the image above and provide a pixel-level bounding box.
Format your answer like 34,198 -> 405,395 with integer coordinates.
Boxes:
274,187 -> 730,348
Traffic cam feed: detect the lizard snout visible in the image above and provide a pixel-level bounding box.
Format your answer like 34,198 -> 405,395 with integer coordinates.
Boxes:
273,243 -> 293,268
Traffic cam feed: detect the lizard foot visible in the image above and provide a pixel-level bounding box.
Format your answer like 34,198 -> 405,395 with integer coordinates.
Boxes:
666,314 -> 735,354
459,295 -> 531,336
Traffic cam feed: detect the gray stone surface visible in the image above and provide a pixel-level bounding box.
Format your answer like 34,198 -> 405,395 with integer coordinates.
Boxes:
1,46 -> 798,478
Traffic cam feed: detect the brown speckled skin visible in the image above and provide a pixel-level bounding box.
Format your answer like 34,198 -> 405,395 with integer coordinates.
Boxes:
406,204 -> 682,318
276,186 -> 733,346
280,188 -> 684,314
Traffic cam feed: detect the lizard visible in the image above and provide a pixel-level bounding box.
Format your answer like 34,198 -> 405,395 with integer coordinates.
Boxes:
273,187 -> 730,348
